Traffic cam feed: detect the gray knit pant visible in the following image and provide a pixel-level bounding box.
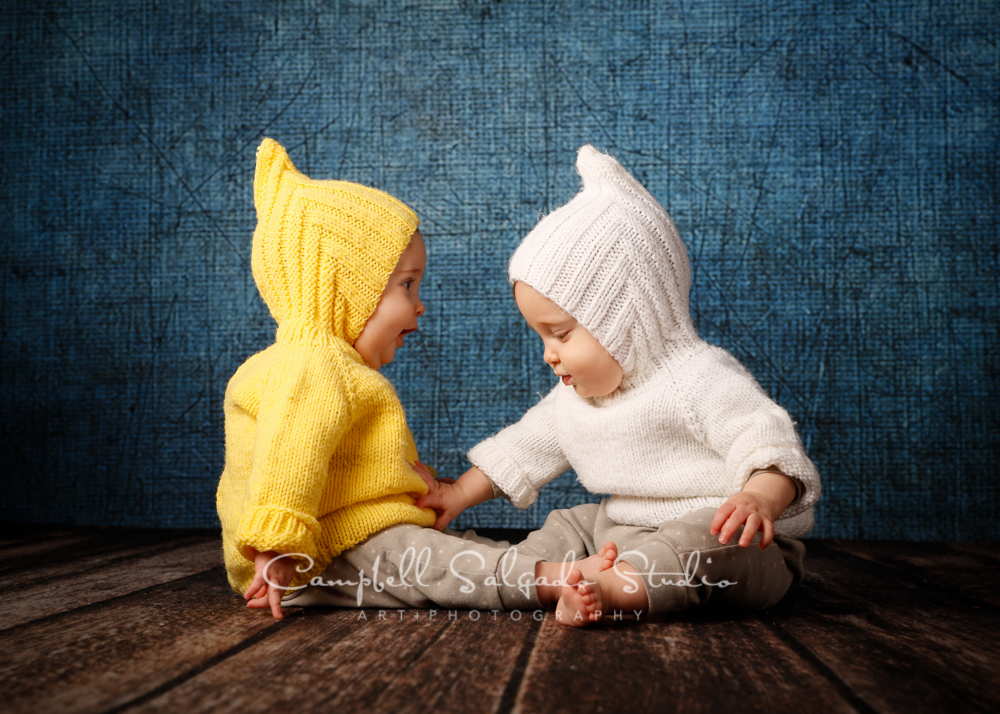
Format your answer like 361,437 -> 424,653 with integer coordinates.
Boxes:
281,501 -> 805,615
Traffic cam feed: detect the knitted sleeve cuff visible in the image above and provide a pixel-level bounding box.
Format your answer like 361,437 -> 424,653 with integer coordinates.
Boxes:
490,478 -> 510,502
236,505 -> 322,562
468,438 -> 537,509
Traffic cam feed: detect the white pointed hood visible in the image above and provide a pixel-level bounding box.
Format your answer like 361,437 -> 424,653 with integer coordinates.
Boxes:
509,145 -> 698,378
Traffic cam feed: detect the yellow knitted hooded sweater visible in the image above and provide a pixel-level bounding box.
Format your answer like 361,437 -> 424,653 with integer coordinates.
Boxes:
217,138 -> 435,595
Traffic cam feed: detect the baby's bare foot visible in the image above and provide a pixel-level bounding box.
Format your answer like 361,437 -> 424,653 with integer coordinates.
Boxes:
534,543 -> 621,609
573,541 -> 619,582
555,568 -> 605,626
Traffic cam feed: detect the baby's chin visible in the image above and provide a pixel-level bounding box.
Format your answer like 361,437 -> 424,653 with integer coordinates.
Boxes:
572,383 -> 618,399
378,345 -> 400,369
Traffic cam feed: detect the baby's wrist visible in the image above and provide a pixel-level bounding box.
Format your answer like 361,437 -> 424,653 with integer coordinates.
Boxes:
452,481 -> 473,512
454,466 -> 496,508
748,467 -> 788,482
743,469 -> 797,517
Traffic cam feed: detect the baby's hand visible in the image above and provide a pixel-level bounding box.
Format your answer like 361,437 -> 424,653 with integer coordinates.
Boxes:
415,480 -> 471,531
710,491 -> 780,550
408,460 -> 455,500
243,548 -> 300,619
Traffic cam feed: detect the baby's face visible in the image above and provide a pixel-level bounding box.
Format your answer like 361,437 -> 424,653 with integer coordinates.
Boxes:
353,231 -> 426,370
514,282 -> 623,398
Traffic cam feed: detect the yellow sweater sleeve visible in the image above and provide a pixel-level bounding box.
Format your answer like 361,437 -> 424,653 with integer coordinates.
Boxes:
235,346 -> 351,562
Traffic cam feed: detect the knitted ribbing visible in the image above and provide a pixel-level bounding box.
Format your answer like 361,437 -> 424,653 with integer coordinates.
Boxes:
509,145 -> 696,377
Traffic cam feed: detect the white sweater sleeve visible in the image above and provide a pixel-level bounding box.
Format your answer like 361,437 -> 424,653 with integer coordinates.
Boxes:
467,386 -> 570,509
682,347 -> 821,524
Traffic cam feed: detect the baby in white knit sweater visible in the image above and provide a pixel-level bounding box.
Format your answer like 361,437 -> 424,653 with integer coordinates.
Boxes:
418,145 -> 821,625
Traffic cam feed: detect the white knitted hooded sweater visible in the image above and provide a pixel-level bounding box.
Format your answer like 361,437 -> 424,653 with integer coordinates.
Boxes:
468,146 -> 820,538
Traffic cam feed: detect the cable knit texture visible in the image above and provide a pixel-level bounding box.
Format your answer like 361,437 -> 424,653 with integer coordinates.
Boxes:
470,145 -> 820,537
217,138 -> 434,595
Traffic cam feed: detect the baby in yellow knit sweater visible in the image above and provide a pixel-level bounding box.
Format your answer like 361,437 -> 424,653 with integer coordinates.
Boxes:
216,138 -> 441,618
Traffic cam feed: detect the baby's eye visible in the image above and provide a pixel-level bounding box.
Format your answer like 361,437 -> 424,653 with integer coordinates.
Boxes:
402,280 -> 413,290
553,331 -> 569,341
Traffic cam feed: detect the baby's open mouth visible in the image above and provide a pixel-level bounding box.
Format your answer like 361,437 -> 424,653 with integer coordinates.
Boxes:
397,328 -> 417,346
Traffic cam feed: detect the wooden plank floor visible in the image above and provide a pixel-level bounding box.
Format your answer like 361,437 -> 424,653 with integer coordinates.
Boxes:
1,525 -> 998,713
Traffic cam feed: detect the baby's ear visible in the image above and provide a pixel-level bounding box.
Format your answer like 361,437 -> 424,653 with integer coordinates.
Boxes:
253,138 -> 296,221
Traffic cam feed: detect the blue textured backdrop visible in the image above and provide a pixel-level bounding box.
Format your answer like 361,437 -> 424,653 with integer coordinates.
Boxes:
1,1 -> 997,539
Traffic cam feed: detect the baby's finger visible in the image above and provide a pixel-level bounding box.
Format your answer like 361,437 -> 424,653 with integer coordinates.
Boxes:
740,514 -> 761,547
415,491 -> 442,510
759,519 -> 775,550
718,508 -> 748,544
433,511 -> 455,531
247,594 -> 271,609
269,587 -> 284,620
244,579 -> 265,600
710,502 -> 737,535
408,460 -> 434,487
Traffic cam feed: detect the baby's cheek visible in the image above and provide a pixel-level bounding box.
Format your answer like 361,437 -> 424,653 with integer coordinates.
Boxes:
388,299 -> 413,325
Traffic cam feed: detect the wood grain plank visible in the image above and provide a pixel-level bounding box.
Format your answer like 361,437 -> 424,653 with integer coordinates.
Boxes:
127,608 -> 459,714
946,542 -> 1000,560
0,524 -> 86,548
0,527 -> 213,573
365,610 -> 541,714
822,540 -> 1000,609
2,537 -> 223,631
5,534 -> 997,714
0,531 -> 129,568
767,541 -> 1000,712
0,568 -> 280,714
513,611 -> 858,714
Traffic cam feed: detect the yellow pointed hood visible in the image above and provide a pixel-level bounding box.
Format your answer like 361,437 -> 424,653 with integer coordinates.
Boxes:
250,138 -> 419,344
